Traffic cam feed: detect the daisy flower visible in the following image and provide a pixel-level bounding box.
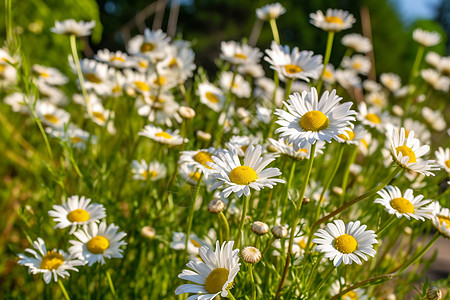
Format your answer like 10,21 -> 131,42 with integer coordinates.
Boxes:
37,82 -> 69,106
175,241 -> 240,300
335,69 -> 361,89
330,278 -> 369,300
238,63 -> 264,78
275,88 -> 356,150
342,55 -> 371,75
387,127 -> 440,176
51,19 -> 95,37
95,49 -> 133,69
179,147 -> 220,174
225,135 -> 261,157
322,64 -> 336,84
435,147 -> 450,173
365,91 -> 387,108
136,94 -> 182,127
170,232 -> 212,260
422,107 -> 446,131
158,43 -> 196,83
413,28 -> 441,47
32,64 -> 68,86
363,79 -> 382,93
220,41 -> 262,66
341,33 -> 372,53
357,102 -> 388,131
256,3 -> 286,21
380,72 -> 401,92
312,220 -> 378,267
36,101 -> 70,128
72,58 -> 112,96
437,56 -> 450,76
310,9 -> 356,32
268,138 -> 325,160
138,124 -> 187,145
420,69 -> 450,92
336,125 -> 367,145
265,41 -> 323,82
219,71 -> 251,98
197,82 -> 225,112
131,160 -> 167,181
69,222 -> 127,266
375,186 -> 432,220
425,51 -> 441,68
46,125 -> 93,149
208,145 -> 285,198
18,238 -> 84,284
429,202 -> 450,238
179,163 -> 211,186
127,28 -> 171,63
48,195 -> 106,234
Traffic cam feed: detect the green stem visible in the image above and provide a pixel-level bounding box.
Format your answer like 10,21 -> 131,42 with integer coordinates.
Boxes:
236,194 -> 251,249
57,280 -> 71,300
69,34 -> 92,117
410,45 -> 425,83
249,264 -> 256,300
269,18 -> 280,44
214,69 -> 237,147
313,145 -> 345,223
267,72 -> 280,139
261,236 -> 276,258
28,105 -> 54,160
218,211 -> 230,241
376,215 -> 397,236
227,290 -> 237,300
185,173 -> 204,252
316,31 -> 335,94
340,145 -> 357,205
281,160 -> 297,223
284,78 -> 293,101
106,270 -> 117,298
310,264 -> 334,295
274,143 -> 316,300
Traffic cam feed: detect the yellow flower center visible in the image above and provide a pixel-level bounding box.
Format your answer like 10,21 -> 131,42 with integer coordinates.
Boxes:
140,42 -> 155,53
87,236 -> 110,254
189,172 -> 201,182
85,73 -> 102,83
338,130 -> 355,141
67,208 -> 90,222
284,64 -> 303,74
0,65 -> 5,73
325,16 -> 344,25
155,131 -> 172,139
438,215 -> 450,228
390,197 -> 415,214
141,170 -> 158,179
361,139 -> 368,149
445,160 -> 450,169
234,53 -> 247,60
40,72 -> 50,78
297,239 -> 307,249
334,234 -> 358,254
229,166 -> 258,185
342,291 -> 358,300
297,148 -> 308,153
71,137 -> 83,144
323,69 -> 333,78
44,114 -> 59,124
395,145 -> 416,163
204,268 -> 230,294
112,86 -> 121,93
365,113 -> 381,124
190,239 -> 201,247
93,111 -> 106,123
193,151 -> 214,169
299,110 -> 329,132
40,250 -> 65,270
138,61 -> 148,68
205,91 -> 220,103
153,77 -> 165,86
352,62 -> 362,70
168,58 -> 178,68
110,56 -> 125,63
241,145 -> 249,153
134,81 -> 150,92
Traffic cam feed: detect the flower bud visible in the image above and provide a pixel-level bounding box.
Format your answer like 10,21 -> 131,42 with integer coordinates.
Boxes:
272,225 -> 288,239
427,287 -> 442,300
208,199 -> 225,214
141,226 -> 156,239
302,197 -> 310,205
241,246 -> 262,264
179,106 -> 196,119
196,130 -> 211,141
251,221 -> 269,235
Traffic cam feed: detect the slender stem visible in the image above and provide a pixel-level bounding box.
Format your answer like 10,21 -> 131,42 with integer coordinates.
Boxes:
269,18 -> 280,44
261,236 -> 276,258
316,31 -> 335,94
57,280 -> 71,300
227,290 -> 237,300
284,78 -> 293,101
409,45 -> 425,83
236,194 -> 251,249
376,215 -> 397,236
249,19 -> 263,46
69,34 -> 92,117
281,160 -> 297,223
218,211 -> 230,241
305,253 -> 324,290
106,270 -> 117,298
330,233 -> 440,300
304,165 -> 402,256
214,68 -> 237,147
267,71 -> 280,139
340,145 -> 357,205
274,143 -> 316,300
313,145 -> 345,223
185,173 -> 204,252
249,264 -> 256,300
435,185 -> 450,201
28,105 -> 54,159
310,264 -> 334,295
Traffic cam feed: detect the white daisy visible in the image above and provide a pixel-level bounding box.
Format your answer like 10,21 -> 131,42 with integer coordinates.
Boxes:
175,241 -> 240,300
275,88 -> 356,150
51,19 -> 95,37
413,28 -> 441,47
138,124 -> 187,145
256,3 -> 286,21
254,77 -> 285,107
375,186 -> 432,220
48,195 -> 106,234
18,238 -> 84,284
179,147 -> 220,174
335,69 -> 362,89
435,147 -> 450,173
310,9 -> 356,32
387,127 -> 440,176
219,71 -> 251,98
425,51 -> 441,68
336,125 -> 367,145
342,55 -> 371,75
158,43 -> 196,83
32,64 -> 68,86
69,222 -> 127,266
362,79 -> 382,93
127,28 -> 171,63
170,232 -> 211,259
46,125 -> 93,149
238,63 -> 265,78
341,33 -> 372,53
429,202 -> 450,238
220,41 -> 262,66
322,64 -> 336,84
357,102 -> 388,131
179,163 -> 210,186
380,73 -> 401,92
71,58 -> 112,96
208,145 -> 285,198
437,56 -> 450,76
265,41 -> 323,82
4,92 -> 35,113
312,220 -> 378,267
330,277 -> 369,300
37,82 -> 69,106
225,135 -> 261,157
268,138 -> 325,160
131,160 -> 167,181
365,91 -> 387,108
420,68 -> 450,92
36,101 -> 70,128
136,93 -> 182,127
197,82 -> 225,112
95,49 -> 133,69
422,107 -> 446,131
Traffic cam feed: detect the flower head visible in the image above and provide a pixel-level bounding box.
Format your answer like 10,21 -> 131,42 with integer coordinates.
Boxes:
310,9 -> 355,32
413,28 -> 441,47
51,19 -> 95,37
256,3 -> 286,21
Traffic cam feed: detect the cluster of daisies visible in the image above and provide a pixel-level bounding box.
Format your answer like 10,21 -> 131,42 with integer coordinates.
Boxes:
18,196 -> 126,283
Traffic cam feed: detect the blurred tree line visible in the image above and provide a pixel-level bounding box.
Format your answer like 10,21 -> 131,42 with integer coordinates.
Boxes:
1,0 -> 448,79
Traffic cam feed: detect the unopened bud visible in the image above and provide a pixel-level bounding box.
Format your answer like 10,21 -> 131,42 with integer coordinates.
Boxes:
251,221 -> 269,235
208,199 -> 225,214
272,225 -> 288,239
302,197 -> 310,205
179,106 -> 196,119
332,186 -> 343,195
196,130 -> 211,141
241,246 -> 262,264
140,226 -> 156,239
427,287 -> 442,300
